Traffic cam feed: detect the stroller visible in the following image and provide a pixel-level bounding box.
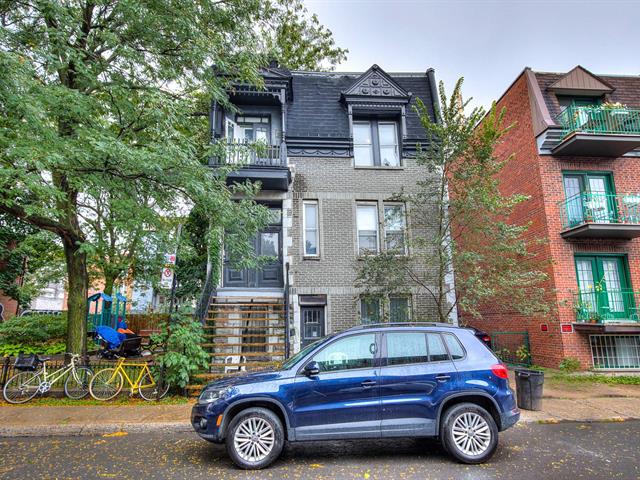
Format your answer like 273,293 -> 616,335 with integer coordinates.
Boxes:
95,324 -> 143,359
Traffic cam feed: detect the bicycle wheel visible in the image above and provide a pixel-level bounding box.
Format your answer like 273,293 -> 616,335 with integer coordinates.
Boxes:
89,368 -> 124,401
64,366 -> 93,400
3,371 -> 41,404
138,372 -> 170,401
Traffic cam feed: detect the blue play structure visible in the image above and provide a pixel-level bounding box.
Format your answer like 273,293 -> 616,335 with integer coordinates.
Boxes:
86,292 -> 127,333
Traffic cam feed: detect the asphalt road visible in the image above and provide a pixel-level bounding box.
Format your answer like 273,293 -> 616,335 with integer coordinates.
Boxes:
0,421 -> 638,480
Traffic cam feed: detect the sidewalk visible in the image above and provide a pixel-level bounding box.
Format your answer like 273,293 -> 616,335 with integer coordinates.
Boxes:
1,378 -> 638,437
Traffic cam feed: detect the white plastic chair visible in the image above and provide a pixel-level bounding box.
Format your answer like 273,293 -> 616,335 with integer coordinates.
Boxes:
224,355 -> 247,373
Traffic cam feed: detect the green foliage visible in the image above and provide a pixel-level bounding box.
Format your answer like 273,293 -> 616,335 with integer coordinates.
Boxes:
265,1 -> 348,70
515,345 -> 531,363
0,341 -> 65,357
0,1 -> 344,351
151,312 -> 209,389
559,357 -> 582,373
0,314 -> 66,344
356,78 -> 551,323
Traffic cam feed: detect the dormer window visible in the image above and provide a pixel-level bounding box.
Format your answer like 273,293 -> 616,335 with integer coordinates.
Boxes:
353,120 -> 400,167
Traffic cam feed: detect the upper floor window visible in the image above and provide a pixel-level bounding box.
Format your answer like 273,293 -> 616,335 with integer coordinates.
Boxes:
353,120 -> 400,167
303,200 -> 319,257
383,204 -> 407,253
356,204 -> 379,254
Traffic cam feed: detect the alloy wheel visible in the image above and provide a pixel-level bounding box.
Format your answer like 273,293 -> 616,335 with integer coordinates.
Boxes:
451,412 -> 492,456
233,417 -> 275,463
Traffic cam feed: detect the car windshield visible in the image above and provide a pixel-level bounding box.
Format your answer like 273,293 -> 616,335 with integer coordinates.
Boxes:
280,337 -> 332,370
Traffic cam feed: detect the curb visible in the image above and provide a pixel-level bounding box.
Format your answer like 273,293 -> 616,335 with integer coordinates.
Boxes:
0,421 -> 193,438
518,414 -> 639,425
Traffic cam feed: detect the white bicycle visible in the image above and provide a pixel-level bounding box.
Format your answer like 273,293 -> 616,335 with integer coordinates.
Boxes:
3,353 -> 93,404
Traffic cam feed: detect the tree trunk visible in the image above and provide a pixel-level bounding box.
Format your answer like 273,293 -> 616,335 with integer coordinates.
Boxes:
103,275 -> 115,297
63,237 -> 88,356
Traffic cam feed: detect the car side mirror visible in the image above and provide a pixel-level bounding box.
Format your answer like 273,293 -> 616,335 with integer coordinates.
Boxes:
304,361 -> 320,377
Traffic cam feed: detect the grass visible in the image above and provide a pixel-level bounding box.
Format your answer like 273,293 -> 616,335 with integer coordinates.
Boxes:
0,395 -> 193,407
526,366 -> 640,386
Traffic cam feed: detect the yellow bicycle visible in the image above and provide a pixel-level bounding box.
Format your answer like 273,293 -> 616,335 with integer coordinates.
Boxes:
89,358 -> 170,401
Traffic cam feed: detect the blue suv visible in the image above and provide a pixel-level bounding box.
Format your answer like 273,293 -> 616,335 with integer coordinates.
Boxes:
191,323 -> 520,469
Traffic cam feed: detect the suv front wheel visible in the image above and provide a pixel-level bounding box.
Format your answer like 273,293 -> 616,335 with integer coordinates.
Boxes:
441,402 -> 498,464
226,407 -> 285,470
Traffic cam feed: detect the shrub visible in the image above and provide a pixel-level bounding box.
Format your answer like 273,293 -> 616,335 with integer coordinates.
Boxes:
150,312 -> 209,389
0,314 -> 67,344
0,341 -> 66,357
559,357 -> 581,373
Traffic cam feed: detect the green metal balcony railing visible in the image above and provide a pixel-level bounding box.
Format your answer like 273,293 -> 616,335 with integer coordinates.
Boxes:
558,192 -> 640,230
555,106 -> 640,140
573,289 -> 640,323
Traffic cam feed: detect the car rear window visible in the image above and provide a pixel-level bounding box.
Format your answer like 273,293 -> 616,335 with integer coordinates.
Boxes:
442,333 -> 465,360
386,332 -> 429,366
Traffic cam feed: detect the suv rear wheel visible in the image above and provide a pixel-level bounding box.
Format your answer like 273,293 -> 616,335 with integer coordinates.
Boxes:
226,407 -> 284,470
441,402 -> 498,464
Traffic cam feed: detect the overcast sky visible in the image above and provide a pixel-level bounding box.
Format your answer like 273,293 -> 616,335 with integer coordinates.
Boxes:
305,0 -> 640,109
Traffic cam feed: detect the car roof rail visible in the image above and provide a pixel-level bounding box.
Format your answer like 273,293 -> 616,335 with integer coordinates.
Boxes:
345,321 -> 457,331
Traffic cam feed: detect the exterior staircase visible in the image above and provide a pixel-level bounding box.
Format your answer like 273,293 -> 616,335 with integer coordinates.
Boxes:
187,296 -> 287,395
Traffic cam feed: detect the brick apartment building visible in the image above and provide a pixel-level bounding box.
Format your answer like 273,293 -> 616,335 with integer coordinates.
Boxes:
465,66 -> 640,370
193,64 -> 450,385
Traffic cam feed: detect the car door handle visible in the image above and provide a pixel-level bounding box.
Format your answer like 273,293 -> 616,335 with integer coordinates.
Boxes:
435,374 -> 451,382
361,380 -> 377,388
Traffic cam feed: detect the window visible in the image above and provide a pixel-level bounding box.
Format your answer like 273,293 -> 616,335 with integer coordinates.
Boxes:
575,255 -> 633,320
426,333 -> 449,362
301,306 -> 325,347
357,204 -> 379,254
443,333 -> 465,360
563,172 -> 615,226
312,334 -> 377,372
303,201 -> 319,257
386,332 -> 428,366
389,296 -> 411,322
360,297 -> 380,324
384,204 -> 407,253
353,120 -> 400,167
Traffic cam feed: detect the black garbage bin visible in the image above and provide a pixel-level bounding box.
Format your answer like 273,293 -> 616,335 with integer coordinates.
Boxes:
514,368 -> 544,411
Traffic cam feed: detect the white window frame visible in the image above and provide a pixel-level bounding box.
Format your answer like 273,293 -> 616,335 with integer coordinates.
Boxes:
383,203 -> 407,255
356,202 -> 380,255
303,200 -> 320,257
352,120 -> 401,167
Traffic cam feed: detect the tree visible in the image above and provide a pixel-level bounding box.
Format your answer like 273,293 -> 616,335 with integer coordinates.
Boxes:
264,2 -> 348,70
356,79 -> 550,323
0,214 -> 64,312
0,1 -> 346,354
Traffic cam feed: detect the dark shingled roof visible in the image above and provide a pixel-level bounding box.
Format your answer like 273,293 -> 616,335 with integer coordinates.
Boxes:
286,71 -> 436,140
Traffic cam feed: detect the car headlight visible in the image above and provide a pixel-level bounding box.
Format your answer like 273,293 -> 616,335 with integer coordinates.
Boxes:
198,387 -> 230,404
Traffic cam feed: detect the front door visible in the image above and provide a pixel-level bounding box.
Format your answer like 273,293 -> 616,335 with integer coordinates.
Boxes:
575,255 -> 633,320
379,331 -> 459,437
301,306 -> 325,348
223,207 -> 283,289
291,332 -> 381,440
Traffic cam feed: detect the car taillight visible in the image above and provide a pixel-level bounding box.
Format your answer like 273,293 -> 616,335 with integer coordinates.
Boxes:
491,364 -> 509,379
482,336 -> 491,343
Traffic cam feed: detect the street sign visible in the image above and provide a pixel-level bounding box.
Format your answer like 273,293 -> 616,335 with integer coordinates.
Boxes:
160,252 -> 177,288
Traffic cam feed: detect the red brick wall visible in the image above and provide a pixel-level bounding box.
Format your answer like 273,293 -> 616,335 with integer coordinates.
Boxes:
454,73 -> 640,369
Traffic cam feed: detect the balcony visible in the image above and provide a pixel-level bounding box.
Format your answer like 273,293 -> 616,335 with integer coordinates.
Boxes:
210,140 -> 290,191
558,192 -> 640,239
573,289 -> 640,333
552,105 -> 640,156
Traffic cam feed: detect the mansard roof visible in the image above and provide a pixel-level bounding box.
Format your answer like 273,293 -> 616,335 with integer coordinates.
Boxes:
286,66 -> 436,140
